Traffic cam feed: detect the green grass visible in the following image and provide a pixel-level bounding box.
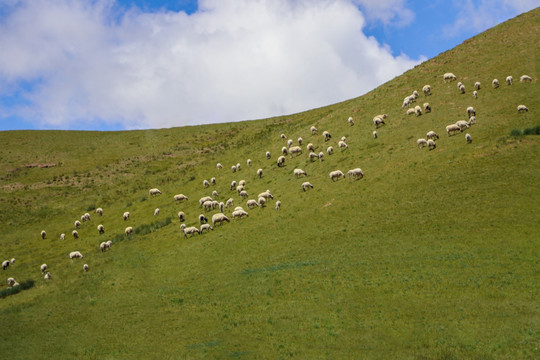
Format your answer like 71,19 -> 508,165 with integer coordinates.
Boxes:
0,8 -> 539,359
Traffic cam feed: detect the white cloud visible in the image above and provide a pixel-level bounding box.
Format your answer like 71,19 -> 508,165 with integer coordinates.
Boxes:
0,0 -> 422,130
352,0 -> 414,27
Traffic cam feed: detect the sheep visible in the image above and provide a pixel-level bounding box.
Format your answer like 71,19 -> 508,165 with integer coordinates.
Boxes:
406,108 -> 415,115
225,198 -> 234,208
466,133 -> 472,144
83,213 -> 91,221
338,141 -> 349,150
443,72 -> 457,81
100,241 -> 110,252
275,200 -> 281,211
236,163 -> 241,171
7,277 -> 16,286
247,159 -> 252,168
302,182 -> 313,191
83,264 -> 89,272
265,151 -> 271,160
177,211 -> 185,222
277,155 -> 286,168
80,215 -> 86,222
203,200 -> 214,211
329,170 -> 345,181
41,230 -> 46,239
74,220 -> 81,229
468,116 -> 476,125
318,152 -> 324,161
255,168 -> 263,178
10,258 -> 15,264
154,208 -> 160,216
60,233 -> 65,240
506,76 -> 513,85
327,146 -> 334,155
72,230 -> 79,239
309,152 -> 319,161
180,224 -> 200,238
281,146 -> 289,156
348,117 -> 354,126
311,126 -> 318,135
96,207 -> 103,216
239,180 -> 246,187
174,194 -> 189,202
280,133 -> 287,140
417,139 -> 428,148
43,272 -> 51,280
414,105 -> 422,116
307,143 -> 315,152
216,163 -> 223,170
520,75 -> 533,82
232,165 -> 237,173
323,131 -> 332,141
298,137 -> 303,146
203,179 -> 210,188
287,139 -> 294,148
199,214 -> 208,224
492,79 -> 499,88
234,206 -> 245,212
257,197 -> 266,207
69,251 -> 83,260
212,213 -> 230,226
457,81 -> 463,89
212,190 -> 219,198
149,188 -> 162,196
423,103 -> 431,113
288,146 -> 303,158
474,81 -> 481,90
258,190 -> 274,200
125,227 -> 133,236
123,211 -> 130,220
446,124 -> 461,136
199,196 -> 213,206
228,181 -> 236,192
427,139 -> 436,150
459,84 -> 465,94
348,168 -> 364,180
340,136 -> 346,142
373,117 -> 385,128
426,131 -> 439,140
200,224 -> 213,233
455,120 -> 470,131
97,224 -> 105,234
473,90 -> 478,99
517,105 -> 529,113
422,84 -> 431,96
239,190 -> 249,199
373,131 -> 378,139
106,240 -> 112,248
232,209 -> 249,220
294,168 -> 307,178
236,185 -> 244,194
467,106 -> 476,118
2,260 -> 10,270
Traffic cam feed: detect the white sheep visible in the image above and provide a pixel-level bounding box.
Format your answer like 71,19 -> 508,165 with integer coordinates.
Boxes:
298,137 -> 303,146
44,272 -> 51,280
506,76 -> 513,85
459,84 -> 465,94
236,185 -> 244,194
149,188 -> 162,196
174,194 -> 188,202
10,258 -> 15,264
72,230 -> 79,239
100,241 -> 110,252
97,224 -> 104,234
178,211 -> 185,222
348,117 -> 354,126
236,163 -> 241,171
239,180 -> 246,187
200,223 -> 213,233
216,163 -> 223,170
275,200 -> 281,211
232,165 -> 237,173
96,207 -> 103,216
83,264 -> 89,272
309,152 -> 319,161
203,179 -> 210,188
311,126 -> 318,135
265,151 -> 271,160
307,143 -> 315,152
329,170 -> 345,181
474,81 -> 481,90
232,209 -> 249,220
302,182 -> 313,191
225,198 -> 234,208
83,213 -> 91,221
414,105 -> 422,116
7,277 -> 16,286
406,108 -> 415,115
457,81 -> 463,89
340,136 -> 346,142
287,139 -> 293,148
257,197 -> 266,207
212,213 -> 230,226
294,168 -> 307,178
446,124 -> 460,136
154,208 -> 160,216
180,224 -> 200,238
468,116 -> 476,125
277,155 -> 286,167
125,226 -> 133,236
234,206 -> 244,212
427,139 -> 436,150
338,141 -> 349,150
257,168 -> 263,178
60,233 -> 65,240
373,131 -> 378,139
318,152 -> 324,161
212,190 -> 219,198
41,230 -> 46,239
74,220 -> 81,228
426,131 -> 439,140
373,117 -> 385,128
69,251 -> 83,260
473,90 -> 478,99
280,133 -> 287,140
258,190 -> 274,200
281,146 -> 289,156
422,84 -> 431,96
467,106 -> 476,118
455,120 -> 470,131
202,200 -> 214,211
199,214 -> 208,224
423,103 -> 431,113
492,79 -> 499,88
288,146 -> 303,158
123,211 -> 130,220
466,133 -> 472,144
199,196 -> 213,206
219,201 -> 224,213
348,168 -> 364,180
520,75 -> 533,82
2,260 -> 9,270
417,139 -> 428,148
517,105 -> 529,113
239,190 -> 249,199
327,146 -> 334,155
40,263 -> 48,273
443,72 -> 457,81
323,131 -> 332,141
247,159 -> 252,167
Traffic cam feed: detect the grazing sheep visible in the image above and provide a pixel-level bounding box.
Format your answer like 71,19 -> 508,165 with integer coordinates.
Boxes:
467,106 -> 476,117
466,133 -> 472,144
239,180 -> 246,187
2,260 -> 9,270
506,76 -> 513,85
236,185 -> 244,194
311,126 -> 318,135
96,207 -> 103,216
443,72 -> 457,81
414,105 -> 423,116
417,139 -> 428,148
265,151 -> 271,160
212,213 -> 230,226
177,211 -> 185,222
60,233 -> 65,240
211,177 -> 217,185
234,206 -> 245,212
459,84 -> 465,94
149,188 -> 162,196
427,139 -> 436,150
294,168 -> 307,178
426,131 -> 439,140
323,131 -> 332,141
455,120 -> 470,131
7,277 -> 16,286
154,208 -> 160,216
232,209 -> 249,220
225,198 -> 234,208
327,146 -> 334,155
212,190 -> 219,198
473,90 -> 478,99
125,227 -> 133,236
288,146 -> 303,158
10,258 -> 15,264
348,168 -> 364,180
180,224 -> 200,238
236,163 -> 241,171
309,152 -> 319,161
281,146 -> 289,156
200,223 -> 213,233
72,230 -> 79,239
43,272 -> 51,280
275,200 -> 281,211
520,75 -> 533,82
474,81 -> 481,90
203,200 -> 214,211
422,84 -> 431,96
492,79 -> 499,88
199,196 -> 213,206
468,116 -> 476,125
257,168 -> 263,178
329,170 -> 345,181
406,108 -> 415,115
258,197 -> 266,207
239,190 -> 249,199
83,213 -> 91,221
199,214 -> 208,224
457,81 -> 463,89
230,181 -> 237,191
74,220 -> 81,229
41,230 -> 46,239
97,224 -> 104,234
307,143 -> 315,152
83,264 -> 89,272
318,152 -> 324,161
338,141 -> 349,150
277,155 -> 286,167
302,182 -> 313,191
517,105 -> 529,113
258,190 -> 274,200
287,139 -> 294,148
203,179 -> 210,188
340,136 -> 346,142
174,194 -> 189,202
100,241 -> 110,252
280,133 -> 287,140
232,165 -> 237,173
298,137 -> 303,146
247,158 -> 252,167
373,117 -> 385,128
348,117 -> 354,126
373,131 -> 378,139
423,103 -> 431,113
216,163 -> 223,170
69,251 -> 83,260
123,212 -> 130,221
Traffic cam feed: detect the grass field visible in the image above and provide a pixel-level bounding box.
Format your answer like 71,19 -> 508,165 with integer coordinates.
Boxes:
0,8 -> 539,359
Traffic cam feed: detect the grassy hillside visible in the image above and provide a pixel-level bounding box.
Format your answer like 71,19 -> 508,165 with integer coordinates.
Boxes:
1,8 -> 539,359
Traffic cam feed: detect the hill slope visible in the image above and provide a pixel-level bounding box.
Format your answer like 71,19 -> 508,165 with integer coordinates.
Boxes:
1,8 -> 539,359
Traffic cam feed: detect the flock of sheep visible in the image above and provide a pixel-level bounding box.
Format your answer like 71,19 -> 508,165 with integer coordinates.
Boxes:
2,71 -> 534,291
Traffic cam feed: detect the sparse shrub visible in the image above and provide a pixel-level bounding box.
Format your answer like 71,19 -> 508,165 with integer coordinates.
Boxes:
523,125 -> 540,135
0,280 -> 35,298
510,129 -> 523,136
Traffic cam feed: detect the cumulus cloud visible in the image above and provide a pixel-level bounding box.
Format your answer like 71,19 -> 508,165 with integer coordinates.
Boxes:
0,0 -> 422,130
352,0 -> 414,27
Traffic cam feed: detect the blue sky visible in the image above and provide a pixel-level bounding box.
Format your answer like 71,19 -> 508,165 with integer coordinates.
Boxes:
0,0 -> 537,131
